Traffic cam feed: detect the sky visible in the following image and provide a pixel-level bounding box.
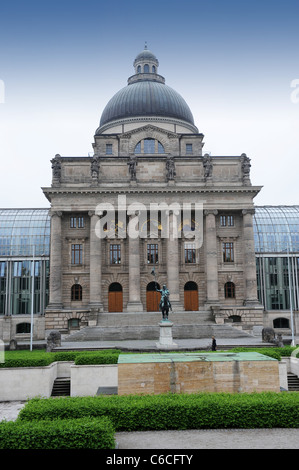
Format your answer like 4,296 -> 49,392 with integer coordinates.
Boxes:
0,0 -> 298,208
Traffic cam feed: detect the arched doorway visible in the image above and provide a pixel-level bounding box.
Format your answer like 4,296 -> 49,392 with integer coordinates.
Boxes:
146,281 -> 161,312
184,281 -> 198,311
108,282 -> 123,312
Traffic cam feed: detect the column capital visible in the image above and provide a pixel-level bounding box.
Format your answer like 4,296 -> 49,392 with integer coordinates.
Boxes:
204,209 -> 218,216
50,210 -> 63,218
242,209 -> 255,216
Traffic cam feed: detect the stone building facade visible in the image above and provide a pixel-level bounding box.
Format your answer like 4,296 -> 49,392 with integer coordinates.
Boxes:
42,46 -> 264,333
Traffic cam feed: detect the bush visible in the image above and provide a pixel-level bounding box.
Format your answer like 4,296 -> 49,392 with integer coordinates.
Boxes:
0,349 -> 121,368
74,351 -> 120,365
18,392 -> 299,431
0,416 -> 115,449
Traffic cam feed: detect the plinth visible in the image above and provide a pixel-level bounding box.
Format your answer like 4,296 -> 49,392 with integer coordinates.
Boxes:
156,320 -> 178,350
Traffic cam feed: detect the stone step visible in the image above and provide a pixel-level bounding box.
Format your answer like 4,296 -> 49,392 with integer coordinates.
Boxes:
64,323 -> 252,342
96,311 -> 213,327
51,377 -> 71,397
287,373 -> 299,391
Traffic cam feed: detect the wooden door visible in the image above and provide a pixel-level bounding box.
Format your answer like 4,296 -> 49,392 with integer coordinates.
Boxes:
146,291 -> 161,312
108,291 -> 123,312
184,290 -> 198,311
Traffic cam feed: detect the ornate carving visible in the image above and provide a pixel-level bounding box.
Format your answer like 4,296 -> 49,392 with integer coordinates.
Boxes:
90,155 -> 100,184
203,154 -> 213,180
241,153 -> 251,183
128,156 -> 137,181
51,154 -> 61,185
166,156 -> 176,181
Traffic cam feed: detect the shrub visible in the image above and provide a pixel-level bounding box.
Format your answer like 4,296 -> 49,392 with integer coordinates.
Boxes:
74,351 -> 120,365
0,416 -> 115,449
0,349 -> 121,368
18,392 -> 299,431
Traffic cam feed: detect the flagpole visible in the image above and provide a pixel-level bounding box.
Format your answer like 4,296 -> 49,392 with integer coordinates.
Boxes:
30,245 -> 35,351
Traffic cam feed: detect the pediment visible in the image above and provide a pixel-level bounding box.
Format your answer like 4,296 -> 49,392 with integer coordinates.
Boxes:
121,124 -> 179,140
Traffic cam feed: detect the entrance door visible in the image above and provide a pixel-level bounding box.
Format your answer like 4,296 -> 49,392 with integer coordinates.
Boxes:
146,282 -> 161,312
108,283 -> 123,312
184,281 -> 198,311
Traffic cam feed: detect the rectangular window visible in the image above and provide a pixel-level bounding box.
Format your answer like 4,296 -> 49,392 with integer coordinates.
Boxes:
186,144 -> 193,154
71,244 -> 83,265
185,243 -> 196,263
110,244 -> 121,264
106,144 -> 113,155
147,244 -> 158,264
223,242 -> 234,262
70,216 -> 84,228
220,215 -> 234,227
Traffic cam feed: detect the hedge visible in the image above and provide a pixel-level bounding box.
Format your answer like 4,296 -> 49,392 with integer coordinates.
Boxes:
0,349 -> 121,368
0,416 -> 115,449
18,392 -> 299,431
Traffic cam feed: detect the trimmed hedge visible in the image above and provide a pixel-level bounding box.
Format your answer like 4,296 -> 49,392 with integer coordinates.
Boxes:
0,349 -> 121,368
0,416 -> 115,449
18,392 -> 299,431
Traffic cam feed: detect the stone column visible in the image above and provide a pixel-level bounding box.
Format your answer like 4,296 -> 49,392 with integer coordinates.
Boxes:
242,209 -> 259,304
166,211 -> 182,309
127,214 -> 143,311
89,212 -> 103,314
204,210 -> 219,305
48,211 -> 62,308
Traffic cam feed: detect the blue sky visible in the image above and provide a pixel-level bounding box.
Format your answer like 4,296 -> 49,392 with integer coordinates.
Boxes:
0,0 -> 298,207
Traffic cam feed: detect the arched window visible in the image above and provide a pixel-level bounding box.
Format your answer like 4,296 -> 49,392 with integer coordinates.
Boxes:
137,65 -> 141,73
16,322 -> 31,334
144,64 -> 149,73
273,317 -> 289,328
71,284 -> 82,301
134,139 -> 165,155
224,282 -> 235,299
152,65 -> 156,73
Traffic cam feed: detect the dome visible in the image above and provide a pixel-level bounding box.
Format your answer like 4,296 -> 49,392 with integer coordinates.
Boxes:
97,47 -> 197,133
134,48 -> 158,66
99,80 -> 195,128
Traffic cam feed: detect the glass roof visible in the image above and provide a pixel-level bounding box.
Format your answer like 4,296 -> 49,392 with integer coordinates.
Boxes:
0,206 -> 298,258
0,209 -> 50,257
253,206 -> 299,253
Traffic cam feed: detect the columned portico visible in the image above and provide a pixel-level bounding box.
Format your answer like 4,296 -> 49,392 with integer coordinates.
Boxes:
48,211 -> 62,308
242,209 -> 259,304
127,214 -> 143,311
204,210 -> 219,305
166,211 -> 183,309
88,211 -> 103,313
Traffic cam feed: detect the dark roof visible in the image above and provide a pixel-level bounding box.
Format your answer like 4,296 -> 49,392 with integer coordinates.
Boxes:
99,80 -> 195,128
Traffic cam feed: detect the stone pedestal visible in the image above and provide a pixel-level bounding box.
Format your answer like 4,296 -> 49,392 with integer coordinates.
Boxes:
156,320 -> 178,350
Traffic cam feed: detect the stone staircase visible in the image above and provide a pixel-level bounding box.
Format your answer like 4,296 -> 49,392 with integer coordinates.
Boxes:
51,377 -> 71,397
287,373 -> 299,391
63,311 -> 252,342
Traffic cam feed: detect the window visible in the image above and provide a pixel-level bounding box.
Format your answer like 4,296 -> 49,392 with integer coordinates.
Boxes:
70,216 -> 84,228
147,244 -> 158,264
144,64 -> 149,73
110,244 -> 121,264
152,65 -> 156,73
106,144 -> 113,155
71,244 -> 83,265
225,282 -> 235,298
134,139 -> 165,155
16,322 -> 31,334
220,215 -> 234,227
137,65 -> 141,73
71,284 -> 82,301
185,243 -> 196,263
223,242 -> 234,262
186,144 -> 193,154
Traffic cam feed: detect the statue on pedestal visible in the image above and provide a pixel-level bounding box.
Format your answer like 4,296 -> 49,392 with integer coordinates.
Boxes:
156,284 -> 172,321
